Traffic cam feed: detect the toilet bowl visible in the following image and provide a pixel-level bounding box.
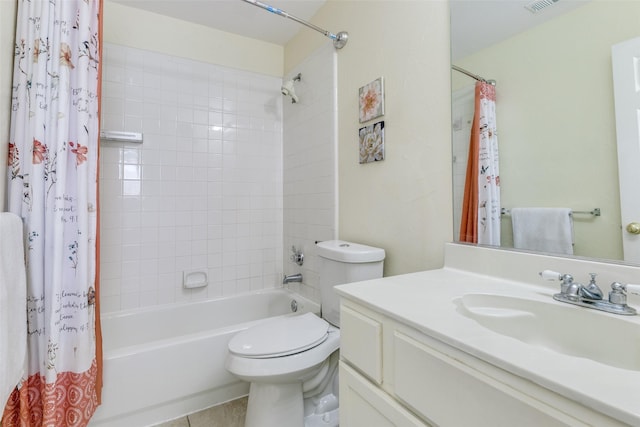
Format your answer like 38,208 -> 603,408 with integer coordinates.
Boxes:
225,240 -> 385,427
226,313 -> 340,427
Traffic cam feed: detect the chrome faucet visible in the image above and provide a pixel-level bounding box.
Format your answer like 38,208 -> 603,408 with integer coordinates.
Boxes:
540,270 -> 637,315
580,273 -> 604,300
290,246 -> 304,266
283,273 -> 303,284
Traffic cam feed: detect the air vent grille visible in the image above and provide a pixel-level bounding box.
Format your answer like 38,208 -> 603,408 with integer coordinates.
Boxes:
525,0 -> 559,13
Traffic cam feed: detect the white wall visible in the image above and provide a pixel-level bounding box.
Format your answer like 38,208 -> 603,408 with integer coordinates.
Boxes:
103,1 -> 283,78
286,0 -> 453,276
99,43 -> 284,312
282,42 -> 337,302
0,0 -> 16,211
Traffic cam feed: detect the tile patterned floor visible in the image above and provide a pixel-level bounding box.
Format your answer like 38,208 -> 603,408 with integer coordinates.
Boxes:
154,397 -> 247,427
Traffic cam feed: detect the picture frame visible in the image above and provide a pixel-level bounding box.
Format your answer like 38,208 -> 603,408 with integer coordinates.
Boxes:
359,77 -> 385,123
359,121 -> 385,164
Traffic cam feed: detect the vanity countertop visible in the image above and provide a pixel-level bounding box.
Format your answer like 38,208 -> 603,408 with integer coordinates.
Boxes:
335,246 -> 640,426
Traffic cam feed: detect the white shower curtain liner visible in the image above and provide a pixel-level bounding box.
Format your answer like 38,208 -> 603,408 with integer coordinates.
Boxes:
476,81 -> 500,245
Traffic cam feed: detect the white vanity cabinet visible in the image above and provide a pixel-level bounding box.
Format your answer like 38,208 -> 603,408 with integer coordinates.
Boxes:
339,299 -> 629,427
339,304 -> 429,427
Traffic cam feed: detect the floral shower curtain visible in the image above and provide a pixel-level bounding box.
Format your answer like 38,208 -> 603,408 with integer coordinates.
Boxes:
3,0 -> 102,426
459,81 -> 500,245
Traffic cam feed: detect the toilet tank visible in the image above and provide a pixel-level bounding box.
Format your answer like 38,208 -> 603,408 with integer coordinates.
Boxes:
316,240 -> 385,327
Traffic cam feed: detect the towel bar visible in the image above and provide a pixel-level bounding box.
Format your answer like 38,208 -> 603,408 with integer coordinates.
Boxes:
500,208 -> 601,217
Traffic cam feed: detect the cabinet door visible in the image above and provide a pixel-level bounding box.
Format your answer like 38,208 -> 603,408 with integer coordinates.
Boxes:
340,362 -> 429,427
340,305 -> 383,384
393,331 -> 587,427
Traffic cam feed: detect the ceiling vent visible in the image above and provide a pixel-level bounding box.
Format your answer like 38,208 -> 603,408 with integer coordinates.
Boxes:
525,0 -> 560,13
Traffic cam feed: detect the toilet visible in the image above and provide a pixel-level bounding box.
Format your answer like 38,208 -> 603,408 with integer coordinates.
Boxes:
225,240 -> 385,427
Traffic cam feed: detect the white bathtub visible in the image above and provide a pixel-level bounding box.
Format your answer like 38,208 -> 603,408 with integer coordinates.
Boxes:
89,289 -> 319,427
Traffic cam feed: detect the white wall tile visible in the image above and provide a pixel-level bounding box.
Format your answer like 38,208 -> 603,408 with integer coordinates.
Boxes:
100,43 -> 283,313
282,43 -> 337,303
99,42 -> 337,312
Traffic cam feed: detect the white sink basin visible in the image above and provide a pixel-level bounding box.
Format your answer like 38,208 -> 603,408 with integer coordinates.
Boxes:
456,293 -> 640,371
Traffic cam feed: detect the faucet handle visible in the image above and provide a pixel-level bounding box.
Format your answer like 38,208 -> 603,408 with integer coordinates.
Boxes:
609,282 -> 628,305
626,283 -> 640,297
540,270 -> 577,296
540,270 -> 574,283
540,270 -> 574,285
610,282 -> 640,305
540,270 -> 565,281
290,246 -> 304,266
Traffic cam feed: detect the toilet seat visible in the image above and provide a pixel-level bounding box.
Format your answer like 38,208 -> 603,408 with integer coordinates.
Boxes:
228,312 -> 330,358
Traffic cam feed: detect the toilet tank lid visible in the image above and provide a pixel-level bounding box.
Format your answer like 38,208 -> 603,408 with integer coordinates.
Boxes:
316,240 -> 385,263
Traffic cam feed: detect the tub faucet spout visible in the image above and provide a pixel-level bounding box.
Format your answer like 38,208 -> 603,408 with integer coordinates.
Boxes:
283,273 -> 303,284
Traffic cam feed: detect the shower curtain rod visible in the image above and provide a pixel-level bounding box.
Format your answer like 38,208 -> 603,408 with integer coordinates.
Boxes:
240,0 -> 348,49
452,65 -> 496,85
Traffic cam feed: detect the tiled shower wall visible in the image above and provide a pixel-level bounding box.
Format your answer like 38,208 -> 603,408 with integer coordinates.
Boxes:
282,43 -> 337,302
99,43 -> 283,313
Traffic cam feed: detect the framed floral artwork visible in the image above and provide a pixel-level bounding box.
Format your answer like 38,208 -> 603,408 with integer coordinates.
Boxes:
359,121 -> 385,164
359,77 -> 384,123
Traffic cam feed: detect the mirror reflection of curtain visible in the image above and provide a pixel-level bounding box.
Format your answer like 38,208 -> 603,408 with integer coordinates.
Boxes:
452,85 -> 474,241
3,0 -> 103,425
459,81 -> 500,245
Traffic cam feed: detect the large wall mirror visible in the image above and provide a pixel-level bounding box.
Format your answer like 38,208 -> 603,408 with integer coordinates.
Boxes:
451,0 -> 640,266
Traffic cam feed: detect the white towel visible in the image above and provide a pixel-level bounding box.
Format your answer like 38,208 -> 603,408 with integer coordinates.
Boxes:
0,213 -> 27,409
511,207 -> 574,255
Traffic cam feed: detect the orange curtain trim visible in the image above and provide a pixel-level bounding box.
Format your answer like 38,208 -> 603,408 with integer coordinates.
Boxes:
94,0 -> 104,405
2,362 -> 99,427
459,82 -> 482,243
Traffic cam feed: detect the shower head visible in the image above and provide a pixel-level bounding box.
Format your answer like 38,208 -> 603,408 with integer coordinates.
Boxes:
281,73 -> 301,103
281,82 -> 298,103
